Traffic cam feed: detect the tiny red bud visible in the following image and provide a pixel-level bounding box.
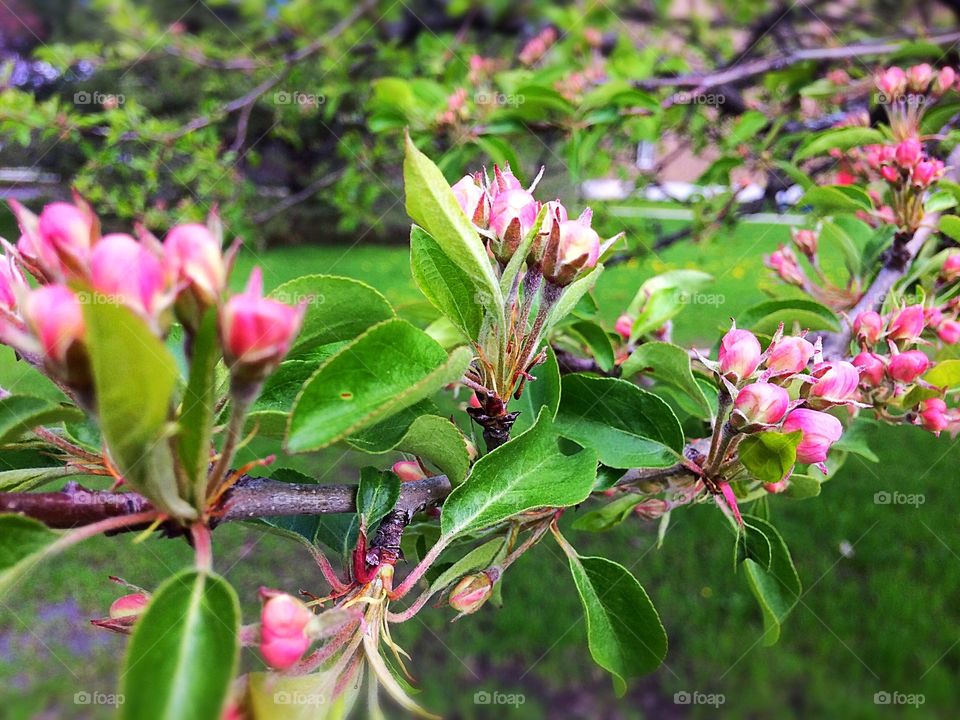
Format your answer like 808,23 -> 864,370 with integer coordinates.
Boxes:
448,571 -> 495,615
109,592 -> 149,619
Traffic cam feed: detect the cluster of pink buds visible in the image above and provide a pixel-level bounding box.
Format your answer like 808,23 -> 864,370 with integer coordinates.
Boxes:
259,591 -> 317,671
849,303 -> 960,435
518,26 -> 557,66
865,136 -> 945,190
3,198 -> 303,404
876,64 -> 958,107
702,323 -> 851,476
451,164 -> 620,288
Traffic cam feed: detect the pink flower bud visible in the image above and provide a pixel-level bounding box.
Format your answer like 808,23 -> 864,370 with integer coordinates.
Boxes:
89,234 -> 168,322
886,304 -> 926,341
935,67 -> 957,94
448,571 -> 496,615
451,175 -> 489,227
782,408 -> 843,471
765,246 -> 805,286
835,169 -> 856,186
807,361 -> 861,406
633,498 -> 669,520
766,335 -> 814,374
23,285 -> 85,367
109,593 -> 149,619
907,63 -> 934,92
914,159 -> 942,188
614,313 -> 633,339
260,594 -> 313,670
925,307 -> 944,328
877,67 -> 907,98
489,189 -> 539,262
919,397 -> 949,434
938,319 -> 960,344
392,460 -> 427,482
164,223 -> 226,306
541,217 -> 601,286
854,311 -> 884,345
943,252 -> 960,281
852,351 -> 885,386
887,350 -> 931,383
895,138 -> 922,168
492,164 -> 523,194
734,382 -> 789,426
37,201 -> 95,277
0,255 -> 26,311
763,479 -> 789,494
718,327 -> 762,381
539,199 -> 568,236
220,268 -> 303,383
880,165 -> 900,183
792,228 -> 818,258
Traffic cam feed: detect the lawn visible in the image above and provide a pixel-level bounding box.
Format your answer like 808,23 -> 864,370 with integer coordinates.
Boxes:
1,212 -> 958,719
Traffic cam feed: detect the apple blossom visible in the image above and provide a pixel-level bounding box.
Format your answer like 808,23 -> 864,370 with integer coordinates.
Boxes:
853,311 -> 883,345
852,351 -> 885,386
89,233 -> 168,323
886,304 -> 925,341
733,382 -> 790,426
782,408 -> 843,472
260,593 -> 314,670
765,335 -> 814,375
718,327 -> 762,381
887,350 -> 931,383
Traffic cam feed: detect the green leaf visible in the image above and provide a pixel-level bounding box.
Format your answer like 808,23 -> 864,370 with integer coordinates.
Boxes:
620,342 -> 712,418
549,265 -> 602,329
403,133 -> 502,317
428,538 -> 505,595
801,185 -> 873,214
121,570 -> 239,720
391,415 -> 471,486
0,395 -> 82,444
737,298 -> 841,335
939,215 -> 960,243
177,310 -> 219,503
248,670 -> 361,720
554,375 -> 683,469
739,516 -> 801,646
794,127 -> 885,161
926,190 -> 957,214
346,400 -> 439,453
271,275 -> 394,357
357,467 -> 401,530
287,320 -> 472,452
84,299 -> 194,518
736,519 -> 773,570
568,321 -> 616,373
440,409 -> 597,538
783,473 -> 822,499
0,515 -> 59,597
410,225 -> 485,340
629,287 -> 683,340
739,431 -> 802,484
830,417 -> 879,462
572,494 -> 645,532
564,550 -> 667,691
924,358 -> 960,389
509,346 -> 562,434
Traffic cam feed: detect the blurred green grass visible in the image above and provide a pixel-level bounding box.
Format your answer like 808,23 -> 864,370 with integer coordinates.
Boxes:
2,214 -> 959,718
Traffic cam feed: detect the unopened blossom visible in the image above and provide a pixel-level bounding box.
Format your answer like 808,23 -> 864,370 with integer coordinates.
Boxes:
807,361 -> 861,407
938,319 -> 960,344
164,223 -> 226,307
718,327 -> 762,381
886,304 -> 925,342
943,253 -> 960,281
392,460 -> 427,482
877,66 -> 907,98
791,228 -> 818,259
541,212 -> 601,287
887,350 -> 931,383
913,159 -> 943,188
36,201 -> 96,277
880,165 -> 900,183
765,246 -> 805,286
765,335 -> 814,375
449,571 -> 496,615
907,63 -> 934,92
109,593 -> 149,620
782,408 -> 843,472
918,398 -> 949,435
852,351 -> 885,386
854,311 -> 884,345
934,67 -> 957,95
894,137 -> 922,168
260,594 -> 314,671
614,313 -> 633,340
23,285 -> 86,368
220,268 -> 304,385
89,234 -> 168,323
733,382 -> 789,427
451,175 -> 489,227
